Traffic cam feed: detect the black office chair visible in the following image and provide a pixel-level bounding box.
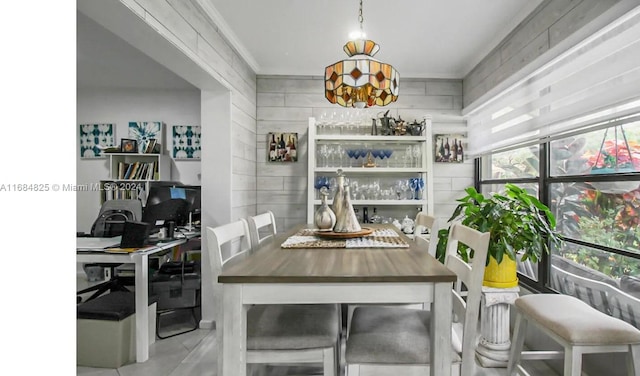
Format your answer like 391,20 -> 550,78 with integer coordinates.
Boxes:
77,200 -> 143,303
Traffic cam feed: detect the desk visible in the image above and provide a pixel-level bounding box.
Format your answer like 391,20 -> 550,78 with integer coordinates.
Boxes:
77,232 -> 200,363
218,224 -> 457,376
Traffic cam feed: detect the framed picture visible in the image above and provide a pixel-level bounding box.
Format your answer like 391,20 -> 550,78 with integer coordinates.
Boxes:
172,125 -> 201,160
129,121 -> 164,154
79,123 -> 115,158
120,138 -> 138,153
267,132 -> 298,162
434,134 -> 464,163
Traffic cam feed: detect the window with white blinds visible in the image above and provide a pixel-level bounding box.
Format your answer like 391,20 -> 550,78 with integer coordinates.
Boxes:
464,5 -> 640,157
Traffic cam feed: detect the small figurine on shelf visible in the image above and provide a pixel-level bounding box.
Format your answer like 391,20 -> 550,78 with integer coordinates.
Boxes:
407,119 -> 425,136
378,110 -> 394,136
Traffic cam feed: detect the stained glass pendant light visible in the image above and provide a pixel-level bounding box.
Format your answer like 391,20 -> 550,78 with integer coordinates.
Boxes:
324,0 -> 399,108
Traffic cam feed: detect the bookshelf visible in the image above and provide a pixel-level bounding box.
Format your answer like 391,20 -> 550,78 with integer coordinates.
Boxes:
100,153 -> 170,205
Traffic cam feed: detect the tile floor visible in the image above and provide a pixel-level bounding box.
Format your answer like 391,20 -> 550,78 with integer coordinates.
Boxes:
76,324 -> 559,376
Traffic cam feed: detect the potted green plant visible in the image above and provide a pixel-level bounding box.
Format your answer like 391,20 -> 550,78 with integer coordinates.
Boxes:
438,183 -> 562,287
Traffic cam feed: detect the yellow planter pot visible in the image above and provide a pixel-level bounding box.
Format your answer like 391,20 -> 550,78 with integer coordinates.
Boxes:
483,255 -> 519,288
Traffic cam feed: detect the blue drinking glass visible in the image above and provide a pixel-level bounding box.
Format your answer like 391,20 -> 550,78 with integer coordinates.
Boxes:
383,149 -> 393,167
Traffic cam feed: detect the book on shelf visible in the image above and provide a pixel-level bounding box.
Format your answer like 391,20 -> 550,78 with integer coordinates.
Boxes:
148,162 -> 156,180
137,163 -> 147,180
118,162 -> 126,179
123,163 -> 134,179
129,162 -> 140,180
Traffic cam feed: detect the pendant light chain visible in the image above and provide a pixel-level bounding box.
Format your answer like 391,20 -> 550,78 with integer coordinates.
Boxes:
358,0 -> 364,33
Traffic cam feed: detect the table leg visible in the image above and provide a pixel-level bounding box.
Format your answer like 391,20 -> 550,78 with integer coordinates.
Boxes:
133,254 -> 150,362
222,284 -> 246,376
431,282 -> 452,376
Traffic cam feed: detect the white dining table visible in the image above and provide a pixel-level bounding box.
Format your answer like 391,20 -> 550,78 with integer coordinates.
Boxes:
217,224 -> 457,375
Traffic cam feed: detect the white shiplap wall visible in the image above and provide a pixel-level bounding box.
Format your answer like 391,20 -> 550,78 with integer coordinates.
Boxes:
463,0 -> 626,108
256,76 -> 472,231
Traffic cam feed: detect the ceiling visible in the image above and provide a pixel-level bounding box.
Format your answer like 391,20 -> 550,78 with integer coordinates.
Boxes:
207,0 -> 543,78
77,11 -> 197,90
77,0 -> 544,90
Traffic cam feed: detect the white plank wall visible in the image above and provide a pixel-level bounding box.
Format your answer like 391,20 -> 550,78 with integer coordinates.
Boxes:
112,0 -> 260,225
463,0 -> 622,107
256,76 -> 471,231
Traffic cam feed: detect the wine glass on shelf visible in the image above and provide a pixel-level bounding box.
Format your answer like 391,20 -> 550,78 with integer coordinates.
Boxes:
355,148 -> 367,167
328,111 -> 339,134
335,144 -> 344,167
383,149 -> 393,167
404,146 -> 412,167
314,176 -> 329,199
394,180 -> 405,200
326,144 -> 336,167
319,144 -> 331,167
370,149 -> 381,167
317,111 -> 329,135
409,178 -> 418,200
415,177 -> 425,200
346,148 -> 356,167
412,144 -> 422,168
350,180 -> 359,200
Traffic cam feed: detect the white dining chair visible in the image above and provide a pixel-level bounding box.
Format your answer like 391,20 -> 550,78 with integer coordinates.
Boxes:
344,214 -> 441,336
344,222 -> 490,376
413,212 -> 441,257
246,211 -> 277,251
206,220 -> 340,375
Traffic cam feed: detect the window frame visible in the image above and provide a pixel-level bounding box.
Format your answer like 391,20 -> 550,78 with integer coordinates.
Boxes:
475,134 -> 640,293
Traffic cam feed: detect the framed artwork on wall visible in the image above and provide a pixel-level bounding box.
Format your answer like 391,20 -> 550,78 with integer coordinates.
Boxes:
128,121 -> 164,154
79,123 -> 115,158
267,132 -> 298,162
434,134 -> 465,163
172,125 -> 201,160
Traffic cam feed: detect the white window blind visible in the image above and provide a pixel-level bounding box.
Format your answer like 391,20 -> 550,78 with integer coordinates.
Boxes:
464,5 -> 640,157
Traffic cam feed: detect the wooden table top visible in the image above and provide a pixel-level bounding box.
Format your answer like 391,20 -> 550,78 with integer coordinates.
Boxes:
219,224 -> 457,284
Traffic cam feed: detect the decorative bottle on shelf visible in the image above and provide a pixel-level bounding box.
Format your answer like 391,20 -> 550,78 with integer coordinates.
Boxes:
457,140 -> 464,162
314,187 -> 336,230
362,207 -> 369,224
333,185 -> 362,233
331,169 -> 346,221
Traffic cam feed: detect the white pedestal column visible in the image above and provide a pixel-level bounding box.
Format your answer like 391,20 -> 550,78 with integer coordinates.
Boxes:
476,286 -> 520,367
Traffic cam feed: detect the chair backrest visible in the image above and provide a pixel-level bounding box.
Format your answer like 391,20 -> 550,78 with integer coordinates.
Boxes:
551,264 -> 612,315
247,211 -> 277,251
551,264 -> 640,328
413,213 -> 440,257
206,219 -> 252,276
609,287 -> 640,329
206,219 -> 252,322
91,199 -> 143,237
443,222 -> 490,374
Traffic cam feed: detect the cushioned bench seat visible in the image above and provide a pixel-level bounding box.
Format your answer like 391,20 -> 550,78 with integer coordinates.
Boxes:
508,294 -> 640,376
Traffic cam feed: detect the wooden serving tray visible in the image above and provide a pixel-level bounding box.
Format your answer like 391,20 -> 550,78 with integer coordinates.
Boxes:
314,227 -> 374,239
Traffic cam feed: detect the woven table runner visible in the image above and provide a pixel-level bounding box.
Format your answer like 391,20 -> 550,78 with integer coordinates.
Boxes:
281,228 -> 410,249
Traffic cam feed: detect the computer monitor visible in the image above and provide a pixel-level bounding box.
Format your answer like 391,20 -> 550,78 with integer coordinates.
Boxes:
142,183 -> 190,232
182,185 -> 201,226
